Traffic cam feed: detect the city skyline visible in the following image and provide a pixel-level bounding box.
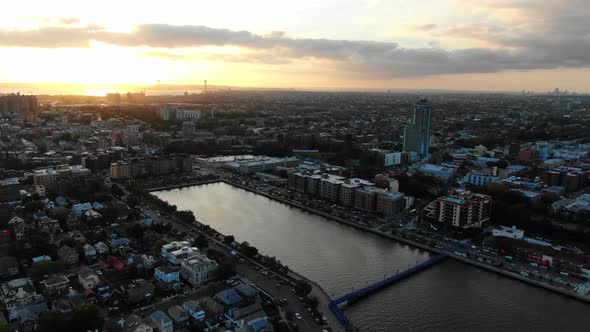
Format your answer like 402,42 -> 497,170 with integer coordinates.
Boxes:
1,0 -> 590,94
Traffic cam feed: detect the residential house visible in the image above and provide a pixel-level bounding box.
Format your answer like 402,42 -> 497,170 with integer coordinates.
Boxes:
8,216 -> 24,226
246,317 -> 273,332
180,255 -> 218,288
57,245 -> 79,265
199,297 -> 224,317
91,202 -> 104,210
78,266 -> 100,290
233,284 -> 260,302
96,285 -> 123,307
8,302 -> 48,332
72,202 -> 93,216
41,274 -> 69,295
14,223 -> 28,241
121,314 -> 154,332
68,231 -> 87,244
124,279 -> 154,304
149,311 -> 173,332
154,266 -> 180,290
0,278 -> 45,311
167,305 -> 189,329
109,238 -> 130,255
214,289 -> 244,309
94,241 -> 109,255
38,218 -> 60,234
182,300 -> 206,321
84,209 -> 102,220
83,244 -> 97,261
103,256 -> 128,276
55,196 -> 67,207
44,200 -> 55,210
31,256 -> 51,264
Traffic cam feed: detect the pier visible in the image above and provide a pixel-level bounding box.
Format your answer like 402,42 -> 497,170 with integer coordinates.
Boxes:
329,254 -> 449,327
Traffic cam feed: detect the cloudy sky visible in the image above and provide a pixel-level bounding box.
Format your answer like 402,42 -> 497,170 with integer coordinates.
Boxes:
1,0 -> 589,93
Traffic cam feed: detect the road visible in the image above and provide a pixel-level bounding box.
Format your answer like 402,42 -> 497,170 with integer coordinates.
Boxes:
137,199 -> 340,332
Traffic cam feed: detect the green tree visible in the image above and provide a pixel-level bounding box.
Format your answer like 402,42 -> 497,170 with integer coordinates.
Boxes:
0,320 -> 10,332
29,261 -> 66,281
240,241 -> 258,257
70,304 -> 103,332
152,239 -> 167,256
40,310 -> 68,332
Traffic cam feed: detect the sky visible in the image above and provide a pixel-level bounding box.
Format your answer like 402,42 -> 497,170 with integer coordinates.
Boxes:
0,0 -> 589,94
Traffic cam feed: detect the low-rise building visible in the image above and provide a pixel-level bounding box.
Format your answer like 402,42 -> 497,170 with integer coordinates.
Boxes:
417,164 -> 456,181
154,266 -> 180,289
121,314 -> 154,332
0,256 -> 19,278
41,274 -> 69,295
57,245 -> 79,265
78,266 -> 101,290
149,310 -> 173,332
180,255 -> 218,288
0,278 -> 45,311
462,170 -> 500,187
182,300 -> 206,321
167,305 -> 190,328
492,225 -> 525,240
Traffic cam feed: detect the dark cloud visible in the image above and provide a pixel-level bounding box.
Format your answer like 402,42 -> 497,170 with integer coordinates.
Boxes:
0,0 -> 589,78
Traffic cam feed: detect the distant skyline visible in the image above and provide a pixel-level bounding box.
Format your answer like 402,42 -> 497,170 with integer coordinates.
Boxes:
1,0 -> 589,94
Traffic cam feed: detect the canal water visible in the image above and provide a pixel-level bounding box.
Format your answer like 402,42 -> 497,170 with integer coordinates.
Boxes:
153,182 -> 590,331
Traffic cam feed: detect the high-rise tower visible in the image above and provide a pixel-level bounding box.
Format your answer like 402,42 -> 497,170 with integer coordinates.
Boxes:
403,98 -> 432,159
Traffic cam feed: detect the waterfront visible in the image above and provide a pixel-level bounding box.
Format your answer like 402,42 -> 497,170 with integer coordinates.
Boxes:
153,182 -> 590,331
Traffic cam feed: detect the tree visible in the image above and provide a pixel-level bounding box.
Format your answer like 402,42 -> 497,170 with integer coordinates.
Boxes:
174,210 -> 196,224
214,259 -> 237,280
0,320 -> 9,332
40,305 -> 103,332
40,310 -> 68,332
442,152 -> 454,162
30,260 -> 66,281
70,304 -> 103,332
206,249 -> 226,262
126,223 -> 145,239
223,235 -> 235,244
127,195 -> 140,208
100,207 -> 119,221
111,183 -> 124,197
152,239 -> 167,256
240,241 -> 258,257
294,280 -> 312,295
24,200 -> 45,213
194,233 -> 209,249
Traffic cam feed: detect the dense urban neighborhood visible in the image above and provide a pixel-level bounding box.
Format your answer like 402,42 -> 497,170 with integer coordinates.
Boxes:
0,89 -> 589,331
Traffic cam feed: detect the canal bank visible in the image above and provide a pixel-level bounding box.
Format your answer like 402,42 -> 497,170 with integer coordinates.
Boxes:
173,179 -> 590,305
151,181 -> 590,331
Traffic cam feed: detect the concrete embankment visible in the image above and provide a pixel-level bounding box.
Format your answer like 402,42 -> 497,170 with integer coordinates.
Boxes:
221,180 -> 590,305
146,178 -> 220,192
149,179 -> 590,305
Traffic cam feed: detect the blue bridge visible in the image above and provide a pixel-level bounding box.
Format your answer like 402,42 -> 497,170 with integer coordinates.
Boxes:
328,254 -> 448,327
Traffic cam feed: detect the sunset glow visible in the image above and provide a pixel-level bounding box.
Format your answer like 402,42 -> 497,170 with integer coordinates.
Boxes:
0,0 -> 589,93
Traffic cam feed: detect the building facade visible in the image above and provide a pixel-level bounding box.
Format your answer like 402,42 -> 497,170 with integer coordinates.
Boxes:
425,190 -> 492,229
403,99 -> 432,158
180,255 -> 218,288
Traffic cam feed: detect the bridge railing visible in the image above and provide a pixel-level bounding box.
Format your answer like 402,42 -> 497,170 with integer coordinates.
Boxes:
329,253 -> 448,327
